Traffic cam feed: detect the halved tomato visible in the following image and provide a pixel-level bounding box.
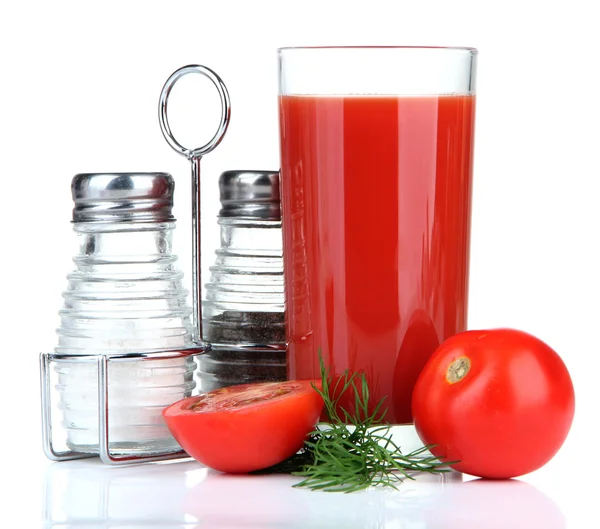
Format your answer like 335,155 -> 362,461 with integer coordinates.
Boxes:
163,380 -> 323,473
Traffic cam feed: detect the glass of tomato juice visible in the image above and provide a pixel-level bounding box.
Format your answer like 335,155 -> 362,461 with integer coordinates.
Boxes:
278,47 -> 477,433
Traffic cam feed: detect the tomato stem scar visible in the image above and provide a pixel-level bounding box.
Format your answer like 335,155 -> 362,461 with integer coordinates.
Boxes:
446,356 -> 471,384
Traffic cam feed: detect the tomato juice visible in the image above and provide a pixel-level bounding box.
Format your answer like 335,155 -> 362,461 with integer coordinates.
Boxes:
279,94 -> 475,424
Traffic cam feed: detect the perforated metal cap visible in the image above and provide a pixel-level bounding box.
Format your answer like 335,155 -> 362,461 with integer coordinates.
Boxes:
71,173 -> 175,223
218,170 -> 280,220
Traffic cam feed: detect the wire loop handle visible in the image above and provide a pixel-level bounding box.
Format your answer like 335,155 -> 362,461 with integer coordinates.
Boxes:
158,64 -> 231,342
158,64 -> 231,159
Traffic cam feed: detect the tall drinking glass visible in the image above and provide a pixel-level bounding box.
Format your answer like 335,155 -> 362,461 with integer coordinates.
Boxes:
278,47 -> 477,433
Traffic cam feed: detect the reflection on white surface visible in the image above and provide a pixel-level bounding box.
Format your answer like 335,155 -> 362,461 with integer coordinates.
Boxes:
184,470 -> 460,528
43,459 -> 565,528
423,478 -> 565,529
43,459 -> 201,528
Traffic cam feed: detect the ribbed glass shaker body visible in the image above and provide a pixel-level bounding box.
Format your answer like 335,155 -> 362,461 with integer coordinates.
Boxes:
55,173 -> 197,456
200,171 -> 286,390
56,221 -> 195,353
202,216 -> 286,344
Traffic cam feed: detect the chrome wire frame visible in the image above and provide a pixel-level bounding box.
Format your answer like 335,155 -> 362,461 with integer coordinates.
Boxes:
40,349 -> 204,465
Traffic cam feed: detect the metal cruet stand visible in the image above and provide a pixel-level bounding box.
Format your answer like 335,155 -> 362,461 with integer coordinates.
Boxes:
39,65 -> 231,465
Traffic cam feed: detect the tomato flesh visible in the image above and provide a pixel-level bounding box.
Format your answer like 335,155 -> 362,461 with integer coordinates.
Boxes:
163,380 -> 323,473
412,328 -> 575,479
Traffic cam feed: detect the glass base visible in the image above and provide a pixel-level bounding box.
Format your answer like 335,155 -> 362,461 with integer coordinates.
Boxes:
319,423 -> 430,457
389,423 -> 432,456
390,424 -> 463,483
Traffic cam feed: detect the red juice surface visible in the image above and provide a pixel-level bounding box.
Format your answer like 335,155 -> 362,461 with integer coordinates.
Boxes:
279,95 -> 475,424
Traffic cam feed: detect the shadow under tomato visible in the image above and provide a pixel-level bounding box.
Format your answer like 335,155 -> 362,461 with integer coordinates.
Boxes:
423,478 -> 565,529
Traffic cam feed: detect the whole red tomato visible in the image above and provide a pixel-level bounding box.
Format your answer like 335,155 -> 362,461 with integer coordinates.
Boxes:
163,380 -> 323,473
412,328 -> 575,479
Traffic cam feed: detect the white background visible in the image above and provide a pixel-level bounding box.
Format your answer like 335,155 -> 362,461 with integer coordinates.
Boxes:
1,0 -> 598,526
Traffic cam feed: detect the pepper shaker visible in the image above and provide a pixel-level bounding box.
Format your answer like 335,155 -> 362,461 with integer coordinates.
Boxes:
199,170 -> 287,390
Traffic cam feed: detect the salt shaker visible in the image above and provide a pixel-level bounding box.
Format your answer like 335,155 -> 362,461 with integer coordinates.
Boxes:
199,170 -> 286,390
49,172 -> 201,459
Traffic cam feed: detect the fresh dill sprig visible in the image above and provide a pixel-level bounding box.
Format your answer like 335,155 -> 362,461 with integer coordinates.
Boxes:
254,354 -> 452,492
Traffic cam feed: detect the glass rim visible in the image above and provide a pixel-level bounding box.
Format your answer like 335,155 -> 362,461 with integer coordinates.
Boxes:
278,46 -> 477,54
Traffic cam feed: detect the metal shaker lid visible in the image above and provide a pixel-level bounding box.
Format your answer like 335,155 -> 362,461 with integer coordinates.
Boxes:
218,170 -> 281,220
71,173 -> 175,223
